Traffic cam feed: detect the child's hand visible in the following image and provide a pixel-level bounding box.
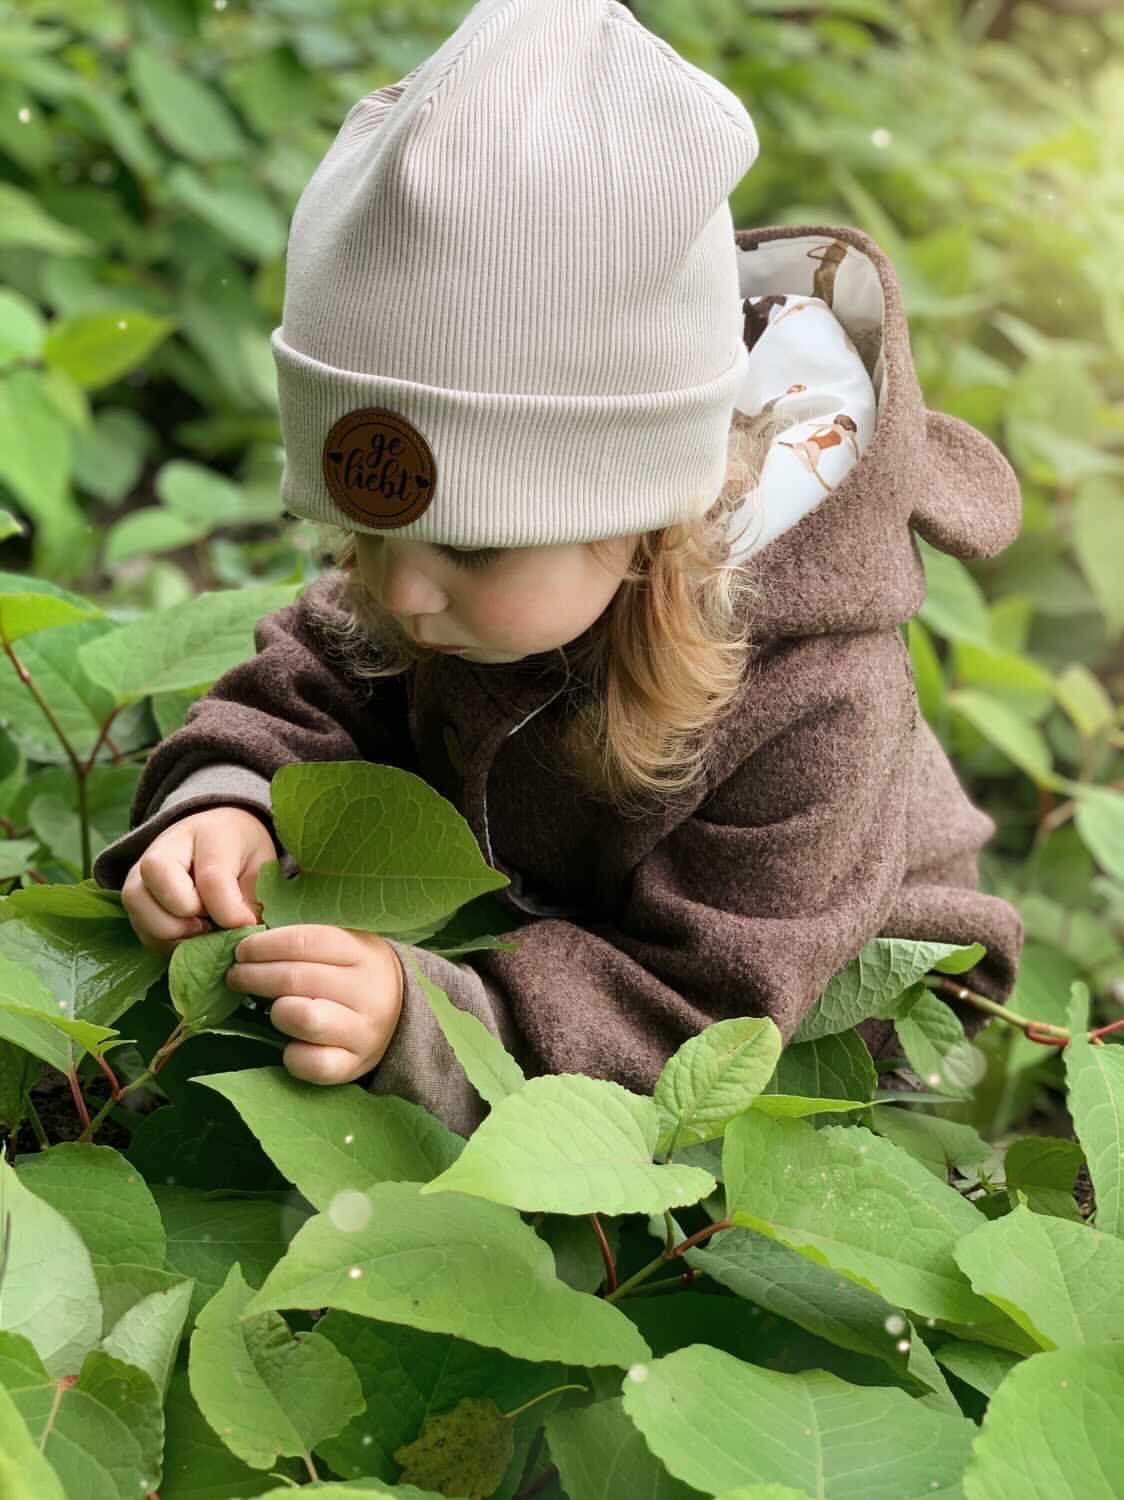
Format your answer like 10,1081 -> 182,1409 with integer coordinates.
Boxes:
225,924 -> 405,1086
121,807 -> 277,954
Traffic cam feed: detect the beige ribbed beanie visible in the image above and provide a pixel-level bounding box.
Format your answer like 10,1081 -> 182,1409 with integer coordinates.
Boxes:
271,0 -> 757,547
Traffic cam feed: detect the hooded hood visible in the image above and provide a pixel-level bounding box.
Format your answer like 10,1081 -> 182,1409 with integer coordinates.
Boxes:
728,223 -> 1022,640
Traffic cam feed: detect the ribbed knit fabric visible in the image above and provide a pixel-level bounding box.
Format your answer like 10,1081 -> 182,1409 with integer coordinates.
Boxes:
271,0 -> 757,547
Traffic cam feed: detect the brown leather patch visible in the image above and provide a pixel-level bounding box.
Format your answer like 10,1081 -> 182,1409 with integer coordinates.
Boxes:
322,407 -> 437,528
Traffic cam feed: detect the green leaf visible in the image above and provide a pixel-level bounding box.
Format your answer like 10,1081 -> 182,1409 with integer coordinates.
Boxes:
959,1200 -> 1124,1348
794,938 -> 984,1042
70,406 -> 151,507
620,1344 -> 975,1499
0,998 -> 120,1072
421,1074 -> 715,1216
868,1105 -> 993,1181
160,1367 -> 303,1498
747,1095 -> 868,1119
1073,481 -> 1124,637
0,1378 -> 66,1500
1073,787 -> 1124,881
0,618 -> 150,765
166,165 -> 288,260
256,762 -> 510,935
1054,663 -> 1115,739
0,182 -> 94,254
892,984 -> 978,1099
0,289 -> 46,366
28,765 -> 142,873
100,1279 -> 194,1396
15,1144 -> 167,1333
962,1343 -> 1124,1499
931,1339 -> 1021,1398
0,1336 -> 165,1500
723,1113 -> 1007,1330
0,577 -> 100,644
409,957 -> 527,1107
1003,1136 -> 1084,1220
0,1040 -> 35,1133
546,1396 -> 703,1500
247,1180 -> 650,1368
0,838 -> 38,879
78,584 -> 301,704
189,1263 -> 363,1470
0,913 -> 167,1033
0,1159 -> 101,1376
763,1029 -> 877,1103
154,1186 -> 308,1322
128,46 -> 248,162
1,879 -> 128,922
917,538 -> 993,648
951,641 -> 1055,720
194,1067 -> 462,1209
169,925 -> 263,1032
393,1395 -> 514,1500
907,617 -> 944,723
653,1017 -> 781,1152
314,1309 -> 567,1485
0,371 -> 76,547
104,506 -> 210,566
948,689 -> 1056,786
685,1225 -> 914,1380
1064,983 -> 1124,1236
43,310 -> 177,392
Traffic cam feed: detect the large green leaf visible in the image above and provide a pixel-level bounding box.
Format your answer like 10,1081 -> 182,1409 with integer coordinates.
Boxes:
15,1143 -> 167,1333
653,1017 -> 781,1152
409,957 -> 527,1107
0,913 -> 166,1032
153,1186 -> 308,1322
43,310 -> 177,392
0,951 -> 122,1072
1002,1136 -> 1084,1221
546,1397 -> 703,1500
77,583 -> 301,704
917,538 -> 993,648
100,1279 -> 194,1396
256,762 -> 510,935
892,984 -> 979,1098
794,939 -> 983,1042
1073,787 -> 1124,881
948,689 -> 1056,786
1073,481 -> 1124,637
0,1333 -> 164,1500
421,1074 -> 715,1217
954,1202 -> 1124,1349
1064,983 -> 1124,1237
0,370 -> 75,542
620,1344 -> 974,1499
160,1368 -> 303,1499
722,1113 -> 1009,1330
0,572 -> 101,644
962,1343 -> 1124,1499
0,1377 -> 66,1500
128,46 -> 248,161
194,1067 -> 463,1209
685,1226 -> 913,1380
189,1264 -> 363,1470
248,1180 -> 649,1368
868,1106 -> 993,1182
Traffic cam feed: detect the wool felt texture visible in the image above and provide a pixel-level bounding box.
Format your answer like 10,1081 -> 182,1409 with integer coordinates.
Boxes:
94,223 -> 1025,1139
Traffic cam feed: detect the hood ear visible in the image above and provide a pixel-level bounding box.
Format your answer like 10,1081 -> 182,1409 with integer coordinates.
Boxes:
911,409 -> 1023,562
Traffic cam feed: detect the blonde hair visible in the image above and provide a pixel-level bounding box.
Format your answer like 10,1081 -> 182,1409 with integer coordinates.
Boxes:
306,409 -> 788,818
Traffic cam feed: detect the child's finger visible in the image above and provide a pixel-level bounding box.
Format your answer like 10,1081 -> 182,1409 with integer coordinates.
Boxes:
121,875 -> 209,949
192,822 -> 263,928
136,847 -> 204,920
281,1041 -> 364,1086
268,994 -> 370,1054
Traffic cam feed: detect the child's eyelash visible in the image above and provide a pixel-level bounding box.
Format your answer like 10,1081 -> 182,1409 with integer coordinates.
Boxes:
435,545 -> 502,570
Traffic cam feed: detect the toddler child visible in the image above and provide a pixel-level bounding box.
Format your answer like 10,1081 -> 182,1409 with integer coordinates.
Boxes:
94,0 -> 1024,1137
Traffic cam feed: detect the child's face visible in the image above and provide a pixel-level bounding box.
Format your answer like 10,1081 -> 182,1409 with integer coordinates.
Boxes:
352,532 -> 641,663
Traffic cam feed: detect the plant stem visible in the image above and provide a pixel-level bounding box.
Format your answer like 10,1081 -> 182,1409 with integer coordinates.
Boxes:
65,1065 -> 91,1132
516,1465 -> 560,1500
604,1218 -> 734,1303
78,1023 -> 186,1143
1,636 -> 92,878
501,1384 -> 588,1421
588,1213 -> 617,1293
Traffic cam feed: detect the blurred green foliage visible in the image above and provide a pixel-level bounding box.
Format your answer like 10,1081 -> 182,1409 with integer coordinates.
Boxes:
0,0 -> 1122,1143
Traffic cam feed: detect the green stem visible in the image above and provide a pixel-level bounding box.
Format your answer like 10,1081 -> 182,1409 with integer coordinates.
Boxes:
501,1384 -> 588,1422
604,1218 -> 734,1304
22,1092 -> 49,1150
0,636 -> 92,878
923,976 -> 1070,1039
78,1022 -> 185,1143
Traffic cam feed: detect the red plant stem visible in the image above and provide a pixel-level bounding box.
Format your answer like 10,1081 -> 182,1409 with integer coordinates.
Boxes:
665,1218 -> 734,1261
588,1213 -> 617,1293
81,708 -> 123,774
93,1053 -> 122,1100
66,1066 -> 91,1131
